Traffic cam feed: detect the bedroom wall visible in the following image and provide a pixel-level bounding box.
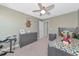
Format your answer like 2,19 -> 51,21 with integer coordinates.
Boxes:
47,11 -> 78,34
78,10 -> 79,26
0,5 -> 39,48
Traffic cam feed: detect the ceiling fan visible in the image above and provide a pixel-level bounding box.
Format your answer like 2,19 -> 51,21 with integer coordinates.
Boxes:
32,3 -> 55,16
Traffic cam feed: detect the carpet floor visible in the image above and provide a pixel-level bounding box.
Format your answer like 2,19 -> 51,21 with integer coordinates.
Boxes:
6,37 -> 48,56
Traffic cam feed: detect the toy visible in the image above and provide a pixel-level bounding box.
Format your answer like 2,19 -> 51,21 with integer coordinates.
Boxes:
61,32 -> 71,45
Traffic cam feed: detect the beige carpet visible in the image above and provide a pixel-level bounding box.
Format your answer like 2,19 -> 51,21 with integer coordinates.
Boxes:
6,37 -> 48,56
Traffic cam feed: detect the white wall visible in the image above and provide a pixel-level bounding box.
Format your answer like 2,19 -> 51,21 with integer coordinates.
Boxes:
47,11 -> 78,34
0,5 -> 38,37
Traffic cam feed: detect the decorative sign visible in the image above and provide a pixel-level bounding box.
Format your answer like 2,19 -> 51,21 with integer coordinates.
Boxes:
26,20 -> 31,27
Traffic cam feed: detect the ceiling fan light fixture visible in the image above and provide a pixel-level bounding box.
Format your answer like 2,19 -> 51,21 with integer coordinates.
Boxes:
40,10 -> 46,14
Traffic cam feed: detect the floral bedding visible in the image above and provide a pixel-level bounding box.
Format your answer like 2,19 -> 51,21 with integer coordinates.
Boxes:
48,36 -> 79,56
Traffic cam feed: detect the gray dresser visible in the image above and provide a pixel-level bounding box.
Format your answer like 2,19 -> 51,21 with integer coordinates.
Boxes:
19,32 -> 37,48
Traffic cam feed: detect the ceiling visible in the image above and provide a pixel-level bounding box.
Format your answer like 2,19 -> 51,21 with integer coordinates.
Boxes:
0,3 -> 79,20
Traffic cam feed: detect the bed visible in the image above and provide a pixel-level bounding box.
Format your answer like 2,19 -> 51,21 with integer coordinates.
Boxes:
48,27 -> 79,56
48,36 -> 79,56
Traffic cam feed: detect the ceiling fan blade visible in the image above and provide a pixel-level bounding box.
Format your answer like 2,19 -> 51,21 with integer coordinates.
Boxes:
46,4 -> 55,11
32,10 -> 41,12
38,3 -> 43,9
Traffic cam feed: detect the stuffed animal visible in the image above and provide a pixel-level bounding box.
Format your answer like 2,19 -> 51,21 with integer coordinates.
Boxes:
62,32 -> 71,44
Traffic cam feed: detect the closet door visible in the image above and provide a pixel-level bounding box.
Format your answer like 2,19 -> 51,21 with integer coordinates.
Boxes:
38,21 -> 44,39
44,22 -> 48,37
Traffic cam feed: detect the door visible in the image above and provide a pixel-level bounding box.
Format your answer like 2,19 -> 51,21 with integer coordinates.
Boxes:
44,22 -> 48,37
38,20 -> 44,39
